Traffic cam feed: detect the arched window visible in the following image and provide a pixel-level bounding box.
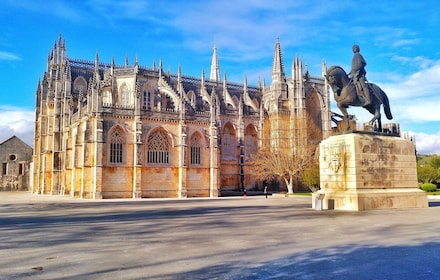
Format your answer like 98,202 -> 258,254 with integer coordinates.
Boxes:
222,124 -> 236,160
73,76 -> 87,107
147,130 -> 170,164
143,91 -> 152,110
190,134 -> 201,165
120,84 -> 131,107
73,76 -> 87,96
245,125 -> 258,159
109,129 -> 124,163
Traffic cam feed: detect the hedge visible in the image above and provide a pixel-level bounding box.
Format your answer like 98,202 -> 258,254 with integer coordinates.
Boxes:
421,183 -> 437,192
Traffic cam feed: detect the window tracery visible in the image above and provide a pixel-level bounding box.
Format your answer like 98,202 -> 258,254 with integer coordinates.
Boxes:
110,129 -> 123,163
190,134 -> 201,165
147,130 -> 170,164
143,91 -> 152,110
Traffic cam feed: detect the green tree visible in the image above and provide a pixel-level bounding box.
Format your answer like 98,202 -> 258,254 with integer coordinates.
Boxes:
417,156 -> 440,184
429,156 -> 440,169
301,161 -> 320,192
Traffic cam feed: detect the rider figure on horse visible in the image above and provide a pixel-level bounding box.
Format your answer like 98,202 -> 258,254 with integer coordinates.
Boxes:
350,44 -> 371,106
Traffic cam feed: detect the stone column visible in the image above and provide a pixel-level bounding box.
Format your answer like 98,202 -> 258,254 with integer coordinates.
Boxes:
178,122 -> 187,198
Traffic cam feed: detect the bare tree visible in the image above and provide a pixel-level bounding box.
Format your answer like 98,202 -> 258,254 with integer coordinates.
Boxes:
252,111 -> 321,193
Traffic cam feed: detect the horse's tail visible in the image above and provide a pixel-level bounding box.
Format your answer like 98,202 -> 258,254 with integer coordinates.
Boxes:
381,90 -> 393,120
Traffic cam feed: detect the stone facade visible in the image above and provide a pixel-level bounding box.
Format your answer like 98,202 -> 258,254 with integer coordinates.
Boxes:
0,136 -> 33,191
32,36 -> 331,199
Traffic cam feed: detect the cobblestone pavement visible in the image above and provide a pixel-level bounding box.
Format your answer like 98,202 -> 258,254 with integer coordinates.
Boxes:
1,192 -> 440,279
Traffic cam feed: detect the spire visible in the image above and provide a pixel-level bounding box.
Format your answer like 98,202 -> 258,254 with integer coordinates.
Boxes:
243,75 -> 248,102
222,72 -> 228,100
292,55 -> 299,81
159,59 -> 163,77
201,67 -> 206,89
179,65 -> 185,119
134,54 -> 139,73
177,65 -> 184,96
125,55 -> 129,67
271,37 -> 285,83
111,56 -> 115,75
58,34 -> 63,48
94,51 -> 99,72
222,72 -> 235,110
152,59 -> 157,71
243,75 -> 258,112
200,68 -> 211,105
209,44 -> 221,83
94,51 -> 101,82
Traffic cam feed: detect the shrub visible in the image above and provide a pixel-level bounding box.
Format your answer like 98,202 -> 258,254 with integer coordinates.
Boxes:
421,183 -> 437,192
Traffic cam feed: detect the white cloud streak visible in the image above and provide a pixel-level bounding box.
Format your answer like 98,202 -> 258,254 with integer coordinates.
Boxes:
0,51 -> 21,61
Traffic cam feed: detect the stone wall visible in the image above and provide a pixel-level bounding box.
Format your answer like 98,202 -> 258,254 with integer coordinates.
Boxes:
0,136 -> 33,191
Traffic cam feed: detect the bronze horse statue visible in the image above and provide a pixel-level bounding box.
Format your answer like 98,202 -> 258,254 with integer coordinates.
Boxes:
325,65 -> 392,132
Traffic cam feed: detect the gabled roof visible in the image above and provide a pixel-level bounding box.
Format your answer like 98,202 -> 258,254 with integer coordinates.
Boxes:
0,135 -> 33,150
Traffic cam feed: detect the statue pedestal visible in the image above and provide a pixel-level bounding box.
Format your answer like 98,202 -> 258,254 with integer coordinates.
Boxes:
314,132 -> 428,211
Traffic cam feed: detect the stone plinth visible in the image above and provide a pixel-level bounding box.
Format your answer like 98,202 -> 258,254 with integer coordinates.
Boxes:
314,132 -> 428,211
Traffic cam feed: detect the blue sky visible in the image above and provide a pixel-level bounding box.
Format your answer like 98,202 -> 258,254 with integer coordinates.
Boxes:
0,0 -> 439,154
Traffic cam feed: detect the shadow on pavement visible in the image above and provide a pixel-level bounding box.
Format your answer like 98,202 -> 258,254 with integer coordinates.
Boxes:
170,242 -> 440,280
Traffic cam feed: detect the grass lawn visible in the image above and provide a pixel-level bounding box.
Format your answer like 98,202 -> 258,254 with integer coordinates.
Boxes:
424,190 -> 440,195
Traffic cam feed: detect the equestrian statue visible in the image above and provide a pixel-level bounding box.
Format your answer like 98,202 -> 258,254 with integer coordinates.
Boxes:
325,45 -> 392,132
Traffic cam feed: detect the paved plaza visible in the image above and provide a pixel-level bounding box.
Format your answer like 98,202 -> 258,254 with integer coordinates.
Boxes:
1,192 -> 440,279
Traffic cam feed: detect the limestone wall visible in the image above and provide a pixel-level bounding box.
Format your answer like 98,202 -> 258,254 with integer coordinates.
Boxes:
102,166 -> 135,198
186,168 -> 210,197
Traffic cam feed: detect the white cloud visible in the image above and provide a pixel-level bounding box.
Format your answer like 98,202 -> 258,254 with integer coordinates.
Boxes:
0,51 -> 21,61
392,39 -> 421,48
412,131 -> 440,155
381,59 -> 440,99
0,106 -> 34,147
376,59 -> 440,123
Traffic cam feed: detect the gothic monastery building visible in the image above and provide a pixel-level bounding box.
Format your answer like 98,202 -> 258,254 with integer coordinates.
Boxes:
32,36 -> 331,199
